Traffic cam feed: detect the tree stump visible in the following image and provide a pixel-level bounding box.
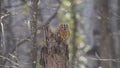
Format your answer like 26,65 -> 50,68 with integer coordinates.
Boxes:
40,24 -> 69,68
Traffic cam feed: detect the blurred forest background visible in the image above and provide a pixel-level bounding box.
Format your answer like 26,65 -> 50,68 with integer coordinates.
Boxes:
0,0 -> 120,68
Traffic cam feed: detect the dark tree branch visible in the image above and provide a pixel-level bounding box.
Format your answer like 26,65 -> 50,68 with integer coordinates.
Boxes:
44,0 -> 61,25
11,0 -> 62,53
11,37 -> 30,53
38,0 -> 62,29
31,0 -> 39,68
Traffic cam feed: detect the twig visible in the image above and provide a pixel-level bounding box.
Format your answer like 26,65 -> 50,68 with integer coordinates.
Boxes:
11,37 -> 30,53
87,57 -> 120,62
0,55 -> 20,66
44,0 -> 61,25
1,13 -> 10,20
0,65 -> 17,68
1,12 -> 17,20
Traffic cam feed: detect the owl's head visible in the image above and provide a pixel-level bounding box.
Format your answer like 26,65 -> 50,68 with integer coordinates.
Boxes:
59,24 -> 69,31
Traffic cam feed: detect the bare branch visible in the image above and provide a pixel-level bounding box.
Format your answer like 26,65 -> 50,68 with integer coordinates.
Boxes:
11,0 -> 62,53
11,37 -> 30,53
38,0 -> 62,29
45,0 -> 61,25
1,13 -> 10,20
0,55 -> 20,66
0,65 -> 17,68
87,57 -> 120,62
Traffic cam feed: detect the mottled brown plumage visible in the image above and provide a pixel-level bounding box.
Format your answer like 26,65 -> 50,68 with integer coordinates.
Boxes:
57,24 -> 70,41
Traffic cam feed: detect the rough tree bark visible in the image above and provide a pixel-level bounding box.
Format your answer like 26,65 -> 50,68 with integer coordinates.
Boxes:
40,24 -> 69,68
94,0 -> 111,68
31,0 -> 39,68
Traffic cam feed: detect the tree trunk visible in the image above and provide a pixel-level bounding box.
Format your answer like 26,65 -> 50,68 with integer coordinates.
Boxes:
94,0 -> 111,68
31,0 -> 39,68
70,0 -> 78,68
40,25 -> 69,68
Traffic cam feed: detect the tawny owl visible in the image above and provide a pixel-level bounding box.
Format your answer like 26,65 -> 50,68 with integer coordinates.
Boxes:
57,24 -> 70,41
